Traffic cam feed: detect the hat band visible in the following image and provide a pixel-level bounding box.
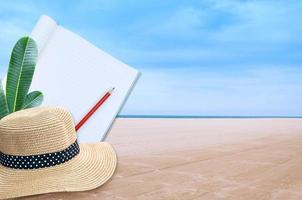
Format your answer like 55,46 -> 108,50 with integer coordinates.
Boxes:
0,140 -> 80,170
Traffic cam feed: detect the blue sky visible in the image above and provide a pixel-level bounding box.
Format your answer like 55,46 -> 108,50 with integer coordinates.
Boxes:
0,0 -> 302,116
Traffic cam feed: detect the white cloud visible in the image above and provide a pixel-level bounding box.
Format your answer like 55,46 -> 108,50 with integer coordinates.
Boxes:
73,0 -> 123,12
0,2 -> 35,13
0,19 -> 31,76
209,0 -> 302,43
0,2 -> 39,76
0,29 -> 26,75
122,65 -> 302,115
124,0 -> 302,45
141,7 -> 204,37
114,47 -> 237,65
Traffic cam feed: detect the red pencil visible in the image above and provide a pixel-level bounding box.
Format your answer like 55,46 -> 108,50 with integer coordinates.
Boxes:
75,87 -> 115,131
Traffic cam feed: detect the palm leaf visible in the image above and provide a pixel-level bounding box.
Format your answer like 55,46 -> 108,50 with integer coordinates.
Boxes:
22,91 -> 43,109
0,80 -> 9,119
6,37 -> 38,113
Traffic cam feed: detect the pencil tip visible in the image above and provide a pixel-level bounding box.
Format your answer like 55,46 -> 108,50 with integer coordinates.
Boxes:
110,87 -> 115,92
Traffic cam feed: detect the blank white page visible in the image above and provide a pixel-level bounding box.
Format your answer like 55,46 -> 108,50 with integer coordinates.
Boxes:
30,15 -> 140,142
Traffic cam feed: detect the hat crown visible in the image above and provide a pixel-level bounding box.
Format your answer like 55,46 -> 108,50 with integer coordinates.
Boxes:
0,107 -> 76,156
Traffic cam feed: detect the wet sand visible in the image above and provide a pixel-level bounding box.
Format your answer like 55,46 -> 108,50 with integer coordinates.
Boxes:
22,118 -> 302,200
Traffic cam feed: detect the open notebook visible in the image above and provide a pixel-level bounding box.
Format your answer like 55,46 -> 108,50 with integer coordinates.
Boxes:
30,15 -> 140,142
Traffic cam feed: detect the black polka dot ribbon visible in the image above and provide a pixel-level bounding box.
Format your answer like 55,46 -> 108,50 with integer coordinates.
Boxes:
0,140 -> 80,170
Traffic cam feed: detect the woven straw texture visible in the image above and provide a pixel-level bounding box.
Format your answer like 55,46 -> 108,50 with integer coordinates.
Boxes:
0,107 -> 117,199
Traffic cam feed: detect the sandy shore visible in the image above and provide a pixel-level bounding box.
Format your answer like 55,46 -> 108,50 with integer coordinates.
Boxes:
22,118 -> 302,200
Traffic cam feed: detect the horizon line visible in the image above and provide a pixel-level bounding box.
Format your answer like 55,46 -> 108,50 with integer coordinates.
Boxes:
117,115 -> 302,119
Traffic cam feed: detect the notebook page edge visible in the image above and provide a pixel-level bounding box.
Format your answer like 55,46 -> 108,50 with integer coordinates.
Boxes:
101,71 -> 141,141
30,15 -> 58,55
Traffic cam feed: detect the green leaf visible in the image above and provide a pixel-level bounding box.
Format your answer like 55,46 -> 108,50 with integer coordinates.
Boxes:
0,80 -> 9,119
22,91 -> 44,109
6,37 -> 38,113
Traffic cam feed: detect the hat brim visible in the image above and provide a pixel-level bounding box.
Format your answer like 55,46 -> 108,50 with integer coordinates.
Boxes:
0,142 -> 117,199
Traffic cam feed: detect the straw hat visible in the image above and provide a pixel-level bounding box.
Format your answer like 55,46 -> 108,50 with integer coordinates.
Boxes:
0,106 -> 117,199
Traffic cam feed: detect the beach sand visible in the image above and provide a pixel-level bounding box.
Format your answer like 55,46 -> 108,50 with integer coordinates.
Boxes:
21,118 -> 302,199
